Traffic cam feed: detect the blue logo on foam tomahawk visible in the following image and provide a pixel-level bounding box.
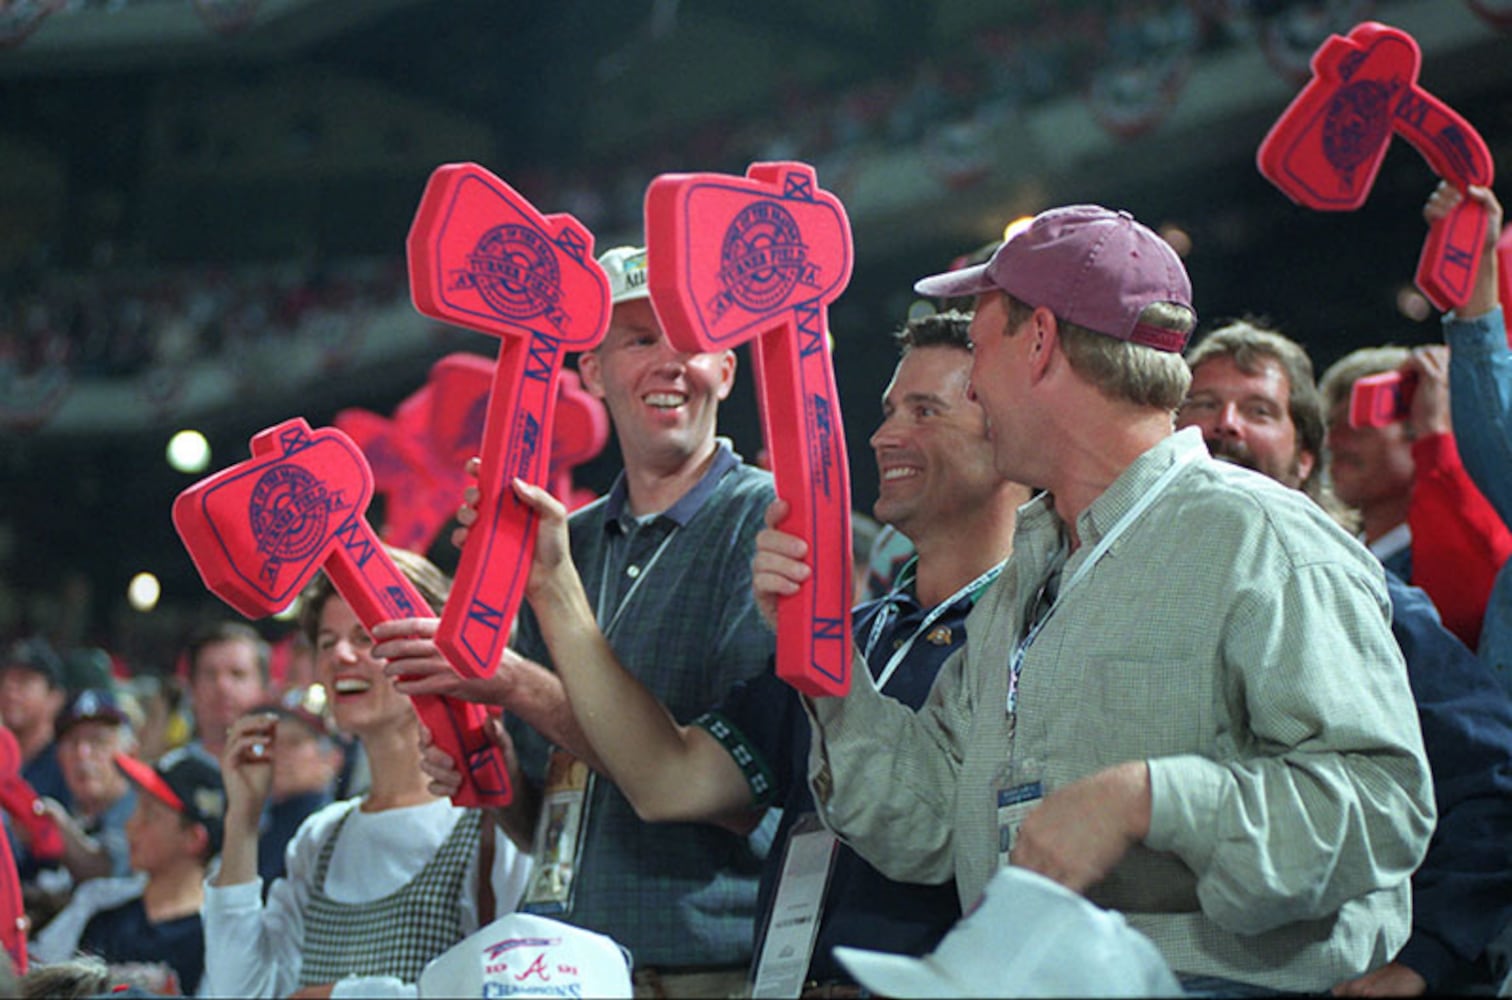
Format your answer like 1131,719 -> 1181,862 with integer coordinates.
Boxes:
248,463 -> 349,586
710,200 -> 820,320
452,224 -> 567,330
1322,78 -> 1396,180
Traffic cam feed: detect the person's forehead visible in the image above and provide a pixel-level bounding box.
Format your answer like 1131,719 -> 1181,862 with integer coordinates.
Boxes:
275,716 -> 320,742
318,593 -> 358,629
891,346 -> 972,394
0,663 -> 44,682
198,637 -> 257,666
606,298 -> 663,338
136,792 -> 181,821
62,719 -> 120,742
1193,353 -> 1291,395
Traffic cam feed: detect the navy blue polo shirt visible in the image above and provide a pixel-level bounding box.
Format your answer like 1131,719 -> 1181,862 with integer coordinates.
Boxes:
80,897 -> 205,995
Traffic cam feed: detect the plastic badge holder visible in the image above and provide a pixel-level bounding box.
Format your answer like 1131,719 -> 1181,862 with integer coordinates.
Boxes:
645,161 -> 855,697
1349,369 -> 1419,429
1257,21 -> 1494,311
171,417 -> 512,807
408,163 -> 611,681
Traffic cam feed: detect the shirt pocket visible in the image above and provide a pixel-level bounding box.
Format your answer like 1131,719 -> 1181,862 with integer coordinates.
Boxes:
1087,655 -> 1215,763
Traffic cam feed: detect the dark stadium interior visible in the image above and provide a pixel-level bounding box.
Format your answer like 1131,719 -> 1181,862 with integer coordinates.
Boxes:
2,0 -> 1510,668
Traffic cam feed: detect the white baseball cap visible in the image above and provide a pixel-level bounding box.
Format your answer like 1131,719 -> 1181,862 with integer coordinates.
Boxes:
598,245 -> 650,306
833,866 -> 1180,998
419,912 -> 634,998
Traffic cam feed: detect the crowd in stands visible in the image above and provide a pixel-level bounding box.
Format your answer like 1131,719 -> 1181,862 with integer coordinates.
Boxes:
0,181 -> 1508,996
0,254 -> 406,384
4,4 -> 1512,997
2,1 -> 1380,394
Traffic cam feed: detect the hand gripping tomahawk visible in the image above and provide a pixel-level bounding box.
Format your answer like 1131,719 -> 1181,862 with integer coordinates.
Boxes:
646,161 -> 854,696
408,164 -> 611,681
1257,21 -> 1495,311
172,418 -> 512,807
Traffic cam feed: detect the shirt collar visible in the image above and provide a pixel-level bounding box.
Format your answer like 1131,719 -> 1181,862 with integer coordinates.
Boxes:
1017,427 -> 1203,551
1367,522 -> 1412,561
1076,427 -> 1203,549
603,438 -> 742,531
882,554 -> 1001,613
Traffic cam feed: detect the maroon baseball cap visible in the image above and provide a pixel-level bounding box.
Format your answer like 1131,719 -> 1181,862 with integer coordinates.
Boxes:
914,205 -> 1195,353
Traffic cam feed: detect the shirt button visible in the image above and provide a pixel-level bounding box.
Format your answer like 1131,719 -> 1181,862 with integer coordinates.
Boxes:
813,765 -> 833,805
626,565 -> 641,578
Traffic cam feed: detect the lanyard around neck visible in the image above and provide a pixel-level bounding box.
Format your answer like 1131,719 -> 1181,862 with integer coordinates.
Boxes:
595,523 -> 680,640
1006,445 -> 1201,715
864,561 -> 1004,692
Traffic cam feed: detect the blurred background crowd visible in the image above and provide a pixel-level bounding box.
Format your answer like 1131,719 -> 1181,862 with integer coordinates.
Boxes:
0,0 -> 1509,830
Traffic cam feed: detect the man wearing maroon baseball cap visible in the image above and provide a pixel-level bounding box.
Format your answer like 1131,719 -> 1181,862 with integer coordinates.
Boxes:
760,205 -> 1434,992
913,204 -> 1196,353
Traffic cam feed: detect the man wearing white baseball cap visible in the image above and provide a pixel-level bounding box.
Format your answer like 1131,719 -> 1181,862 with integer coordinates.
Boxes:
388,244 -> 776,997
753,205 -> 1434,994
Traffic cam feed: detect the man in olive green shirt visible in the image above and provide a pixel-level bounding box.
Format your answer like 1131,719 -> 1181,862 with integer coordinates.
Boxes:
754,206 -> 1434,993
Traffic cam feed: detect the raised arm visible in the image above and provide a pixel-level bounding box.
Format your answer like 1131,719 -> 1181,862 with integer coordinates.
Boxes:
375,615 -> 603,775
505,478 -> 754,823
1429,182 -> 1511,521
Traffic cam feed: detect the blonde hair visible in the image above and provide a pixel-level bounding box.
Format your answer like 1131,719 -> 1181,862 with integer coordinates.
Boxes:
1318,345 -> 1411,415
1007,296 -> 1193,409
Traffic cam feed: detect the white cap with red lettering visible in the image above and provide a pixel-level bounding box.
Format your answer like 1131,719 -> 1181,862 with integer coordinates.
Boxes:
419,912 -> 633,998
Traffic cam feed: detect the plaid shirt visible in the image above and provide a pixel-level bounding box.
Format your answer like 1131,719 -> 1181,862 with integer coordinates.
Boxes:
511,440 -> 776,967
809,428 -> 1435,992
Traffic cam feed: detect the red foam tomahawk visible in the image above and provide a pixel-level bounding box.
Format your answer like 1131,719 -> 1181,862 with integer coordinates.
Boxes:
334,353 -> 494,555
0,724 -> 63,974
1257,21 -> 1495,311
171,418 -> 511,807
646,161 -> 854,697
408,164 -> 611,681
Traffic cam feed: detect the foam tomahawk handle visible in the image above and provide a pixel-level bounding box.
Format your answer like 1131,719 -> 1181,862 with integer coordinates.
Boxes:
0,798 -> 22,974
0,725 -> 55,975
1257,21 -> 1494,311
646,161 -> 854,697
0,725 -> 64,865
408,163 -> 611,681
171,417 -> 512,807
